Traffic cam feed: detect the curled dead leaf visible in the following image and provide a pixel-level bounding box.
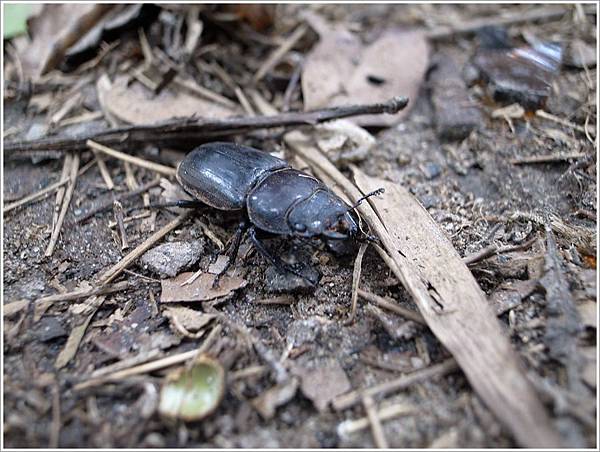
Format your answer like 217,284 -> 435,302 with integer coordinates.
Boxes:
98,75 -> 239,125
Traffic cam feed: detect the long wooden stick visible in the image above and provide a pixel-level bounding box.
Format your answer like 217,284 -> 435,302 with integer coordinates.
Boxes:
4,96 -> 409,154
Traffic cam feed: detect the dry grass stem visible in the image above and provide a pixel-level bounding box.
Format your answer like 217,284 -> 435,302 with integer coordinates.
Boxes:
338,402 -> 416,435
86,140 -> 177,176
358,289 -> 426,325
3,179 -> 69,214
45,152 -> 80,256
35,281 -> 130,305
253,24 -> 307,83
362,394 -> 389,448
91,148 -> 115,189
348,243 -> 369,323
74,324 -> 222,390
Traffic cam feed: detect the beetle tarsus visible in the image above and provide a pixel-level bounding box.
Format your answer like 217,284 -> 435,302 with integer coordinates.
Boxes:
248,227 -> 317,286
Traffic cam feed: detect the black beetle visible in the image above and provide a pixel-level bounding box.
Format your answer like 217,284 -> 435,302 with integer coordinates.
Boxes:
174,142 -> 383,284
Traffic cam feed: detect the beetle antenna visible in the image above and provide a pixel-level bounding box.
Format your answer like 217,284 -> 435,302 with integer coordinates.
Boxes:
346,188 -> 385,212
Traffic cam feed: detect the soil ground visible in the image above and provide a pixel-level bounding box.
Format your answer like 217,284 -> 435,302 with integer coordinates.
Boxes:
3,4 -> 597,448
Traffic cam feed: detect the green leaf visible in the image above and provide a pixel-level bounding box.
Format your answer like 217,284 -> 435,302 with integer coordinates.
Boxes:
4,4 -> 35,39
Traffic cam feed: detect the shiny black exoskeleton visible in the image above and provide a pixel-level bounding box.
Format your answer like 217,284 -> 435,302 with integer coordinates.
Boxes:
175,142 -> 382,284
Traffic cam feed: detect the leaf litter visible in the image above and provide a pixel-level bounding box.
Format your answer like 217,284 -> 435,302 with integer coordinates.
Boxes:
3,3 -> 597,449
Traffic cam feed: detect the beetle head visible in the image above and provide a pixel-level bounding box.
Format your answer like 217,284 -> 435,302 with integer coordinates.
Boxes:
287,188 -> 384,243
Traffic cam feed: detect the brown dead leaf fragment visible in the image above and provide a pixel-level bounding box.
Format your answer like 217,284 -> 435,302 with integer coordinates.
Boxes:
229,4 -> 276,32
163,306 -> 216,336
98,75 -> 239,125
296,360 -> 351,412
160,272 -> 246,303
303,24 -> 428,126
251,377 -> 299,420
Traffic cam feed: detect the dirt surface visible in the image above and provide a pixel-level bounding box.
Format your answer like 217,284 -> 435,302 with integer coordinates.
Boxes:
3,4 -> 597,448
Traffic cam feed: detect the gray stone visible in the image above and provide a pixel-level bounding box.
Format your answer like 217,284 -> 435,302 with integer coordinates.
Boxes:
35,316 -> 67,342
420,162 -> 442,180
140,240 -> 204,278
265,264 -> 319,294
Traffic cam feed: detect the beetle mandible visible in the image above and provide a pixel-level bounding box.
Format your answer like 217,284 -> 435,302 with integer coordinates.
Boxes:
174,142 -> 383,284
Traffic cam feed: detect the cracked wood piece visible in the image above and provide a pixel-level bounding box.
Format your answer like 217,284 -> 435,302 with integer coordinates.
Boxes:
285,135 -> 563,448
351,168 -> 564,448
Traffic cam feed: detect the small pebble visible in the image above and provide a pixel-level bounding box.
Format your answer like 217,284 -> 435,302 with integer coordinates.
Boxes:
420,162 -> 442,180
140,240 -> 204,278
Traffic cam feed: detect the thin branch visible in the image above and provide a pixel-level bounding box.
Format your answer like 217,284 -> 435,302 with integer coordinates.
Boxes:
463,236 -> 538,265
74,178 -> 161,224
4,96 -> 409,154
363,394 -> 389,449
35,281 -> 130,305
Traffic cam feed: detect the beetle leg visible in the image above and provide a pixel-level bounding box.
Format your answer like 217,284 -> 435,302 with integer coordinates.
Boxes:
212,220 -> 248,287
248,227 -> 317,286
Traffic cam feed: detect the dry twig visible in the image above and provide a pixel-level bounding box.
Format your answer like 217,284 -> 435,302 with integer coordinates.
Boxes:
74,325 -> 222,390
357,289 -> 426,325
332,359 -> 458,411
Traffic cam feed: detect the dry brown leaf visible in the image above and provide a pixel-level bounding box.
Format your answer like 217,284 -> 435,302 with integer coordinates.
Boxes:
14,4 -> 111,78
250,377 -> 299,420
302,26 -> 428,126
160,272 -> 246,303
229,4 -> 276,31
302,26 -> 362,111
296,360 -> 351,412
488,279 -> 539,315
98,75 -> 239,125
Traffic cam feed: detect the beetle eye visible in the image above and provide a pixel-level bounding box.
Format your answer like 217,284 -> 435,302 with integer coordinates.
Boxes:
294,223 -> 307,232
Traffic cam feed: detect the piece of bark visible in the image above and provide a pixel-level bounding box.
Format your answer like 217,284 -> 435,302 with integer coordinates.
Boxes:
429,53 -> 484,141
